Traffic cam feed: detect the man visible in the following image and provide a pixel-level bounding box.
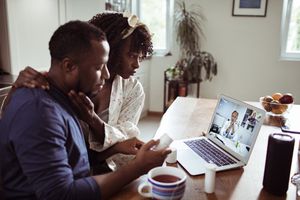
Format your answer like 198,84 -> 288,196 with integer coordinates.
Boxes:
220,110 -> 239,140
0,21 -> 170,200
246,112 -> 257,132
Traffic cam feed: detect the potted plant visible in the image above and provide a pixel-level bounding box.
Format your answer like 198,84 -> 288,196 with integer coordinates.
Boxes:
165,66 -> 183,80
174,1 -> 217,90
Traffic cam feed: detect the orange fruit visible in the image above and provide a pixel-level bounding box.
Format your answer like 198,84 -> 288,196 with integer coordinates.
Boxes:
272,93 -> 283,101
271,108 -> 284,114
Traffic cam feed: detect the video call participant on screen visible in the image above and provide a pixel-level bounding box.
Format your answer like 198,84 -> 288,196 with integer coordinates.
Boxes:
220,110 -> 239,140
247,112 -> 257,132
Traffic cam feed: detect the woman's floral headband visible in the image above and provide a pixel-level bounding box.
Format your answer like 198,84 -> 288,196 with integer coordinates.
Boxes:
121,11 -> 152,39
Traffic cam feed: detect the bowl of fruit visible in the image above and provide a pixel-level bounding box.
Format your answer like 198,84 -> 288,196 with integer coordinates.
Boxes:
260,93 -> 294,116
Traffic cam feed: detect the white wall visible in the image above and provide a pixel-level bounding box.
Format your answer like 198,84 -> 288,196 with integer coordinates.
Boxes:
66,0 -> 105,21
6,0 -> 61,74
2,0 -> 105,74
148,0 -> 300,112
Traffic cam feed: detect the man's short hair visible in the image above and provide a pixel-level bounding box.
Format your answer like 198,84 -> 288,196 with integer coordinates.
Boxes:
49,20 -> 106,62
232,110 -> 239,116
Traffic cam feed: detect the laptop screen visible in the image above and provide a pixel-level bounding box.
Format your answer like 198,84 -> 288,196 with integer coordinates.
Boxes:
207,95 -> 265,162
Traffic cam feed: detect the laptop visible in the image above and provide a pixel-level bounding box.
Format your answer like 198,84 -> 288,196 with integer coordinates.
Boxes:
174,94 -> 266,175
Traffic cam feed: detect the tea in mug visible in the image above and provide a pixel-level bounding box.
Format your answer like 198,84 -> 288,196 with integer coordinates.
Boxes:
153,175 -> 180,183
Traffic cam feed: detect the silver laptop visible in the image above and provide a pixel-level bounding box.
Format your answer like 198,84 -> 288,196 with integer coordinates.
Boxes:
174,94 -> 266,175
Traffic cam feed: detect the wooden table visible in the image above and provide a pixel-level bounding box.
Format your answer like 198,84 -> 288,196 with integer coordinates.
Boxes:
110,97 -> 300,200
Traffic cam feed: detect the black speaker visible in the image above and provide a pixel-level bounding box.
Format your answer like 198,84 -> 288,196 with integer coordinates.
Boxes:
263,133 -> 295,196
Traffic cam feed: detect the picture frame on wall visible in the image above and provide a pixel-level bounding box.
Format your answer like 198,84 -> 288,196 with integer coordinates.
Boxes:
232,0 -> 268,17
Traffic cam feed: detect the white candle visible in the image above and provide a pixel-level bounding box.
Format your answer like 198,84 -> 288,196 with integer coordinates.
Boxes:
204,163 -> 217,193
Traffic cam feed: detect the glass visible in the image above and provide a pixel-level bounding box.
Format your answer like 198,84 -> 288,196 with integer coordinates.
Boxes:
291,172 -> 300,196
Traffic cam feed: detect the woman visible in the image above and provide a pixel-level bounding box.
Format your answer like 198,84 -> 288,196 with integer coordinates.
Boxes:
3,12 -> 153,173
87,12 -> 153,172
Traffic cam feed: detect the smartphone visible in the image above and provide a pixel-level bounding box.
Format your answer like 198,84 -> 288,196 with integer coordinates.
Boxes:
281,118 -> 300,134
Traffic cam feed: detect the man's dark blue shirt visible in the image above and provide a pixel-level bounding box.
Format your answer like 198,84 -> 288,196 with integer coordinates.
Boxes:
0,85 -> 101,200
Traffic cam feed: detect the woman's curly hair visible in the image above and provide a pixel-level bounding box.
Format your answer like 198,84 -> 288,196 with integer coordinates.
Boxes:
89,12 -> 153,71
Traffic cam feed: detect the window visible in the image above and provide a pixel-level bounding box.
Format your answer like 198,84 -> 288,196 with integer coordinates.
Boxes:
105,0 -> 131,12
281,0 -> 300,60
131,0 -> 173,55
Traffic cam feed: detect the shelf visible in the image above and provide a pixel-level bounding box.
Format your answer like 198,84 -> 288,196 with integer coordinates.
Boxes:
163,70 -> 200,112
163,72 -> 188,112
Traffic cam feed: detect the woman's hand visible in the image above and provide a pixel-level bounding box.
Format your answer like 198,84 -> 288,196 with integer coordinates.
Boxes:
1,66 -> 48,115
113,137 -> 144,155
68,90 -> 97,124
68,90 -> 106,144
13,66 -> 49,89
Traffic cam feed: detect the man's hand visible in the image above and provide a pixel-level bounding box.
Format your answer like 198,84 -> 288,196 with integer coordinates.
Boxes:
113,137 -> 144,155
13,66 -> 49,89
133,139 -> 171,174
91,140 -> 171,199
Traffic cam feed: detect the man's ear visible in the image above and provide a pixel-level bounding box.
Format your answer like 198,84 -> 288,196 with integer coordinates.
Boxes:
61,57 -> 79,88
61,57 -> 78,73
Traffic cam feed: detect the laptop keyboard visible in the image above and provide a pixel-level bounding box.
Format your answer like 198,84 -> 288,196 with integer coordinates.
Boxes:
184,139 -> 237,167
